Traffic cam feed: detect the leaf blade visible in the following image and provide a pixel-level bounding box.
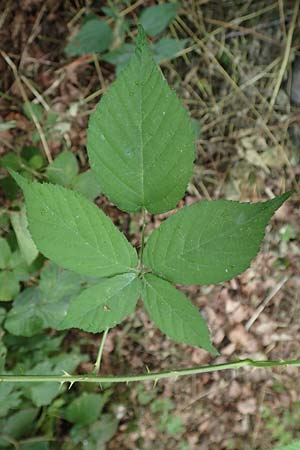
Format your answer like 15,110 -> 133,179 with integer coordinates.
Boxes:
46,150 -> 78,186
65,19 -> 112,56
142,274 -> 217,353
60,273 -> 141,333
71,169 -> 101,200
271,442 -> 300,450
4,263 -> 92,337
10,171 -> 138,277
10,205 -> 39,266
87,26 -> 194,213
143,193 -> 292,285
0,271 -> 19,301
0,237 -> 11,269
140,3 -> 179,37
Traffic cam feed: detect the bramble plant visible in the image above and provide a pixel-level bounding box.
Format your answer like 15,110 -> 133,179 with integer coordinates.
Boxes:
2,26 -> 297,385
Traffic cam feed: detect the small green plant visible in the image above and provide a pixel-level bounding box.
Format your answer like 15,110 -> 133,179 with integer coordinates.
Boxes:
46,150 -> 101,200
65,17 -> 113,56
271,442 -> 300,450
150,397 -> 185,435
261,403 -> 300,447
0,325 -> 118,448
65,3 -> 188,71
9,26 -> 291,354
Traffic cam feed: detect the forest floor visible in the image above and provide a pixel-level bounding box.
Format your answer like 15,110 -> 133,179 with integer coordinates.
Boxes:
0,1 -> 300,449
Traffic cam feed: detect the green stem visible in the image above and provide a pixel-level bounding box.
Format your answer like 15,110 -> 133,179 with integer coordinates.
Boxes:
1,359 -> 300,384
139,208 -> 146,267
94,328 -> 109,374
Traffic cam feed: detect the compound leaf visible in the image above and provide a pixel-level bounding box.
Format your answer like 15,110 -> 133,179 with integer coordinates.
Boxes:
60,273 -> 141,333
142,274 -> 217,353
10,171 -> 138,277
143,193 -> 292,285
87,26 -> 194,214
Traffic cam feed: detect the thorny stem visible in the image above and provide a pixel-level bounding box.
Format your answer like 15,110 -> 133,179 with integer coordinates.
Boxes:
1,359 -> 300,385
94,328 -> 109,374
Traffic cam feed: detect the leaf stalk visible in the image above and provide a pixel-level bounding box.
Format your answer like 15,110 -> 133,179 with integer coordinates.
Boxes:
94,328 -> 109,373
138,208 -> 146,267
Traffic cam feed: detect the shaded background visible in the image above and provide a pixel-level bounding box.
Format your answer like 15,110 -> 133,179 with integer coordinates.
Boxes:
0,0 -> 300,449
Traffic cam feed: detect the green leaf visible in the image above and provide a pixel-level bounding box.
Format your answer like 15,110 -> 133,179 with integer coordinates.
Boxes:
88,414 -> 119,447
72,170 -> 101,200
65,19 -> 112,56
60,273 -> 141,333
45,110 -> 59,126
23,102 -> 44,123
153,37 -> 188,63
143,193 -> 292,285
26,361 -> 60,407
102,43 -> 135,69
1,408 -> 38,440
21,146 -> 45,170
10,205 -> 39,266
271,443 -> 300,450
139,3 -> 179,37
10,171 -> 138,277
65,393 -> 107,426
0,271 -> 19,301
87,26 -> 194,214
0,212 -> 9,232
0,385 -> 21,418
5,262 -> 93,337
159,414 -> 184,435
46,150 -> 78,186
142,274 -> 217,353
68,413 -> 118,448
0,175 -> 20,200
20,443 -> 49,450
0,341 -> 6,372
4,288 -> 49,336
0,152 -> 21,170
0,307 -> 5,325
0,237 -> 11,269
25,354 -> 82,407
9,250 -> 41,283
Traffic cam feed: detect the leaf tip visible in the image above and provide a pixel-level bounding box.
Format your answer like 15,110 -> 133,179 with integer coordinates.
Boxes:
283,190 -> 295,200
209,345 -> 220,357
8,169 -> 29,191
271,190 -> 294,212
136,24 -> 148,50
